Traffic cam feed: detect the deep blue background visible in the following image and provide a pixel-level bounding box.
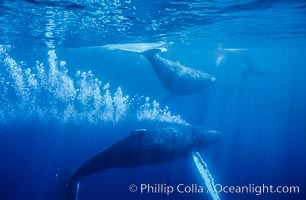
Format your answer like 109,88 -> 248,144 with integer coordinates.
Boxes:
0,40 -> 306,200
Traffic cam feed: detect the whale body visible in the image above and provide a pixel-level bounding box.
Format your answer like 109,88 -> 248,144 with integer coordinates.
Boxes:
216,49 -> 263,77
142,49 -> 216,95
57,126 -> 222,200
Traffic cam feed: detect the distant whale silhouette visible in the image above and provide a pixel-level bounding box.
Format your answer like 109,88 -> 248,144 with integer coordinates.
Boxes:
57,126 -> 222,200
142,49 -> 216,95
216,49 -> 263,77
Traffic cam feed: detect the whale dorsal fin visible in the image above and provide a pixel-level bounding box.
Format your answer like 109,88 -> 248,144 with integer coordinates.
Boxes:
130,129 -> 147,136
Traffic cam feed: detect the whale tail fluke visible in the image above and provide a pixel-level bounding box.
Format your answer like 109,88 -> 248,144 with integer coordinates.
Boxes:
57,168 -> 79,200
141,48 -> 162,56
101,42 -> 168,53
141,48 -> 164,61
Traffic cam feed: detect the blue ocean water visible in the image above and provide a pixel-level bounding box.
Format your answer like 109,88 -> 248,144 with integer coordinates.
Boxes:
0,0 -> 306,200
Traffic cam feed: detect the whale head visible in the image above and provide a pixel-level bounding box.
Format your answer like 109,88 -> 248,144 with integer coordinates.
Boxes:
190,127 -> 222,150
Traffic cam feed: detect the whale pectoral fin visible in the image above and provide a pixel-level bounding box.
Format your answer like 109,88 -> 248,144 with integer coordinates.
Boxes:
216,54 -> 225,67
191,152 -> 220,200
131,129 -> 147,135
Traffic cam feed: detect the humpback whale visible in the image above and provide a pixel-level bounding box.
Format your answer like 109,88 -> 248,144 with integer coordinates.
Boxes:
57,126 -> 222,200
216,49 -> 263,77
142,49 -> 216,95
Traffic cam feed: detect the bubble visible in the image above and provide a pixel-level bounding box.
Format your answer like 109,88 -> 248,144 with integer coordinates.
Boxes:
0,48 -> 189,126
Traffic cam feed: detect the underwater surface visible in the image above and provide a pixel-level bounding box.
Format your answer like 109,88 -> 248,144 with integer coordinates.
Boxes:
0,0 -> 306,200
